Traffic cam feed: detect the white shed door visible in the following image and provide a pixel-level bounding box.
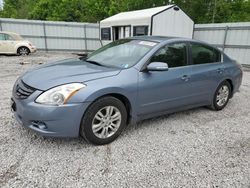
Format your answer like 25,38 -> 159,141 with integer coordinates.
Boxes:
125,26 -> 131,38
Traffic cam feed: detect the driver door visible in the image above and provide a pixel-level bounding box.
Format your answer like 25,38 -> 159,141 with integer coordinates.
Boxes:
0,34 -> 15,53
0,33 -> 6,53
4,34 -> 16,53
137,42 -> 194,116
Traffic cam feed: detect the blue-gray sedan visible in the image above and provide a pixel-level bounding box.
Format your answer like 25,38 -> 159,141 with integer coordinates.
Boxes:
11,36 -> 243,145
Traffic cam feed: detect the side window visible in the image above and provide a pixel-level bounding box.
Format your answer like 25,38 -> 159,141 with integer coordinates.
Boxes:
101,28 -> 111,40
5,34 -> 14,41
133,26 -> 148,36
191,43 -> 221,65
0,34 -> 6,40
150,43 -> 187,68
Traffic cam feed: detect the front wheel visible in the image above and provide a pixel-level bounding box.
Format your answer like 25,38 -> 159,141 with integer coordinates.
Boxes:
17,47 -> 30,56
210,81 -> 231,111
80,96 -> 127,145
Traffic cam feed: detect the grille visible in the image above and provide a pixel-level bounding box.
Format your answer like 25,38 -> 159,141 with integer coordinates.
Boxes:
15,80 -> 36,99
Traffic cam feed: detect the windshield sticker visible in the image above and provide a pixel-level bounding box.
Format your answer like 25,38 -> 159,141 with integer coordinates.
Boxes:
138,41 -> 157,47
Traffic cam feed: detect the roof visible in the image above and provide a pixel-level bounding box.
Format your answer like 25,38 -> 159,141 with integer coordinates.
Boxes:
0,31 -> 23,40
101,5 -> 174,25
128,35 -> 204,45
0,31 -> 19,35
130,36 -> 176,42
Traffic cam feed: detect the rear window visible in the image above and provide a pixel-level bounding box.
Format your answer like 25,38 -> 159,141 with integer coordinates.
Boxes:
191,43 -> 221,65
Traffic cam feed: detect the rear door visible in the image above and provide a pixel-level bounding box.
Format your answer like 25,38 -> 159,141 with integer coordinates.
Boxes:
188,42 -> 225,103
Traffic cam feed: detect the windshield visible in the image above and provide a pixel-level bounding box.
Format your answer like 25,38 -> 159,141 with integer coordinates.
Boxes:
11,33 -> 24,41
86,39 -> 157,69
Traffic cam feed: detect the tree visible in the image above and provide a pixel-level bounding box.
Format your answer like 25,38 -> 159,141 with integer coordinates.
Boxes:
0,0 -> 249,23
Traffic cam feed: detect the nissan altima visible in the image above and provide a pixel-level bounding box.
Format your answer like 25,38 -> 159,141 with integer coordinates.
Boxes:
11,36 -> 243,145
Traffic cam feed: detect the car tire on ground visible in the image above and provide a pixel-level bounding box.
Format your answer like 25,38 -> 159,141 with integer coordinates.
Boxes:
80,96 -> 127,145
210,80 -> 232,111
17,46 -> 30,56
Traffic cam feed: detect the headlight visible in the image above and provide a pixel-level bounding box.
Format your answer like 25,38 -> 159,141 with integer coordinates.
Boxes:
35,83 -> 86,105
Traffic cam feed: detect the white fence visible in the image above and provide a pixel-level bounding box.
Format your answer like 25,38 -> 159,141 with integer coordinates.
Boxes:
0,18 -> 102,52
1,18 -> 249,65
194,22 -> 250,66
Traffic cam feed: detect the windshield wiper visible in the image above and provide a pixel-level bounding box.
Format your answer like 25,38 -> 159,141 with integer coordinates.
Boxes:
84,60 -> 104,67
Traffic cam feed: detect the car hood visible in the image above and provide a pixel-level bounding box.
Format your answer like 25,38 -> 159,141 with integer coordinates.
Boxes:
22,58 -> 121,90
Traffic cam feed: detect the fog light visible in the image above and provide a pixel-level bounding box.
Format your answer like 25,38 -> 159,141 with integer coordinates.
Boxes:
31,121 -> 47,130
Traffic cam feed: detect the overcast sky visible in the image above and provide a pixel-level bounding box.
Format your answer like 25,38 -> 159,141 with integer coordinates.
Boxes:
0,0 -> 3,8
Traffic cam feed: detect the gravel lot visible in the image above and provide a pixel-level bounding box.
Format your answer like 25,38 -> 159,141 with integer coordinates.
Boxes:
0,52 -> 250,188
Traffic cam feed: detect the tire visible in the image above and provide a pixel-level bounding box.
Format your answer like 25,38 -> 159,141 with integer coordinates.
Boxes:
17,46 -> 30,56
210,81 -> 231,111
80,96 -> 127,145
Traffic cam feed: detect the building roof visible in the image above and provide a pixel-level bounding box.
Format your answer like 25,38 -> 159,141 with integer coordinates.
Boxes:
101,5 -> 174,25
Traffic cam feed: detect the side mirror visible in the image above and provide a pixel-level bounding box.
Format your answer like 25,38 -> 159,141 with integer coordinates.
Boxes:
78,52 -> 89,60
146,62 -> 169,71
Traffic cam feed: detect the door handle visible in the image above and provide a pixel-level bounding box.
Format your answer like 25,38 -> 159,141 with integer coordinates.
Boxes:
217,68 -> 224,74
181,75 -> 190,82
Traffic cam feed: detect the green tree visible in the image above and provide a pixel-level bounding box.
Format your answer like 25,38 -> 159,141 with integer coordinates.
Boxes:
0,0 -> 38,18
0,0 -> 250,23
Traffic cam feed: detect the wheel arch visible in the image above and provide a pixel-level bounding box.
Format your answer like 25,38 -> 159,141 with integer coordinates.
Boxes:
215,78 -> 234,98
90,93 -> 133,124
225,78 -> 234,96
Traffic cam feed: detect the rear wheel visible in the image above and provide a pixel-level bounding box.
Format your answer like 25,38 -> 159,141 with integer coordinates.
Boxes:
17,47 -> 30,56
80,96 -> 127,145
210,81 -> 231,111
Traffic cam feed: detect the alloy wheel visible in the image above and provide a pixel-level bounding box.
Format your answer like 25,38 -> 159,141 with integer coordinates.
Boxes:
19,47 -> 29,55
216,85 -> 230,107
92,106 -> 122,139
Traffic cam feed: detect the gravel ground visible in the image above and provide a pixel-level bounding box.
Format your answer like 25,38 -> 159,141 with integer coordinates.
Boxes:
0,52 -> 250,188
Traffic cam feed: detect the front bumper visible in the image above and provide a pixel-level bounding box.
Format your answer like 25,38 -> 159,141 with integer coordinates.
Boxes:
11,90 -> 91,137
30,46 -> 37,53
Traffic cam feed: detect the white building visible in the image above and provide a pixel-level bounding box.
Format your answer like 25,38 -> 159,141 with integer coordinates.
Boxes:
100,5 -> 194,44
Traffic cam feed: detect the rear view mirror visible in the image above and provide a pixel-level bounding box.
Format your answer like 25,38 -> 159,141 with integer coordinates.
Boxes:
147,62 -> 169,71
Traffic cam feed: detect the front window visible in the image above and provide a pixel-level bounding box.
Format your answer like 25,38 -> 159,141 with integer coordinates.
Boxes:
87,39 -> 157,69
150,43 -> 188,68
0,34 -> 5,40
0,33 -> 23,41
5,34 -> 14,41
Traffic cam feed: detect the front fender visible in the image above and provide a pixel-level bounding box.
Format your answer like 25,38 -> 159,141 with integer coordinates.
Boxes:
67,68 -> 139,120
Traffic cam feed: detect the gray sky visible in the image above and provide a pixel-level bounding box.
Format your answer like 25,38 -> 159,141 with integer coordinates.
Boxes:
0,0 -> 3,9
